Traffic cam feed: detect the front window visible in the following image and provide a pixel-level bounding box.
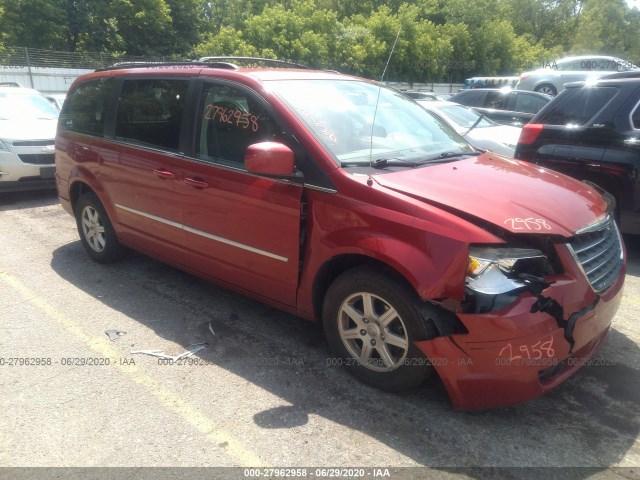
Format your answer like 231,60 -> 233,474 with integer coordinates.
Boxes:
0,91 -> 59,121
195,83 -> 286,167
267,79 -> 472,167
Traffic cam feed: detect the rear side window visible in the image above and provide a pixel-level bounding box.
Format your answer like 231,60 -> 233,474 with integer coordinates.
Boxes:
484,91 -> 508,109
537,87 -> 617,126
513,93 -> 548,114
115,79 -> 188,152
452,91 -> 485,107
195,83 -> 285,167
60,78 -> 114,136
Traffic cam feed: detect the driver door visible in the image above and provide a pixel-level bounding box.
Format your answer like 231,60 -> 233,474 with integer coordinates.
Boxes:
179,81 -> 303,306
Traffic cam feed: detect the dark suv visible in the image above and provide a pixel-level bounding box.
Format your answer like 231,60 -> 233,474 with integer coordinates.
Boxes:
514,77 -> 640,235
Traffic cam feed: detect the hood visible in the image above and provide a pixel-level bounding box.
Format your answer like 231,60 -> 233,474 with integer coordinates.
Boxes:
464,125 -> 521,157
374,153 -> 608,237
0,117 -> 58,142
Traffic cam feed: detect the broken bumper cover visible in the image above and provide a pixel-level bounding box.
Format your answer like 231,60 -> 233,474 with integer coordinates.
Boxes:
416,248 -> 625,411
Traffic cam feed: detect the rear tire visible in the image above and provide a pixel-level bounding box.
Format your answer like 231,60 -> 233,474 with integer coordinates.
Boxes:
322,267 -> 437,392
75,192 -> 126,263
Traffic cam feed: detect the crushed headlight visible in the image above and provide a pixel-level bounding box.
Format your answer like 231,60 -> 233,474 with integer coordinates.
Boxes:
466,246 -> 551,295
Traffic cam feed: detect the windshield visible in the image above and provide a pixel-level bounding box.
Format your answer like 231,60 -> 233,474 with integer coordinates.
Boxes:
434,104 -> 496,129
0,91 -> 60,120
267,79 -> 473,166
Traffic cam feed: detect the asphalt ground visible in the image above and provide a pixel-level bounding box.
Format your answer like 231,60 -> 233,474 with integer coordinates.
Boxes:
0,189 -> 639,480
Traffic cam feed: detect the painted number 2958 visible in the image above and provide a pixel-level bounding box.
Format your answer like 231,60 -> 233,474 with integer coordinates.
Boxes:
504,217 -> 552,231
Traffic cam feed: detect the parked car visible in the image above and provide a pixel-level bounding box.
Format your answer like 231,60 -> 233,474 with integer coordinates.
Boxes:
417,100 -> 520,156
435,93 -> 454,101
403,90 -> 438,101
448,88 -> 551,126
516,55 -> 639,96
462,77 -> 519,89
56,58 -> 625,410
0,84 -> 60,191
514,76 -> 640,235
45,93 -> 66,110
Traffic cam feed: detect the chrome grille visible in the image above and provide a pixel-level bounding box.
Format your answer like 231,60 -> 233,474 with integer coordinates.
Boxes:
568,217 -> 623,293
17,154 -> 55,165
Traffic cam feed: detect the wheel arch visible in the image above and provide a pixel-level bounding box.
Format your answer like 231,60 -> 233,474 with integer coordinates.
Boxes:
311,254 -> 425,323
534,82 -> 558,95
69,180 -> 96,211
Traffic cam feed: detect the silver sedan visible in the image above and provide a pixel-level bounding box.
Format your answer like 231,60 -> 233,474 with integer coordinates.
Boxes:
417,100 -> 521,157
516,55 -> 638,96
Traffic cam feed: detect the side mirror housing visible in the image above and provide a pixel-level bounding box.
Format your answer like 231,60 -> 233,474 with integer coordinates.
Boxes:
245,142 -> 295,177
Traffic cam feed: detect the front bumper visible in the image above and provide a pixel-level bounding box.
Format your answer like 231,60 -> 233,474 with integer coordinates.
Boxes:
0,150 -> 56,192
417,244 -> 625,410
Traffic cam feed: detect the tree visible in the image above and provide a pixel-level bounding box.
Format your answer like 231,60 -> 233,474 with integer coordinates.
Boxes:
573,0 -> 630,56
0,0 -> 67,49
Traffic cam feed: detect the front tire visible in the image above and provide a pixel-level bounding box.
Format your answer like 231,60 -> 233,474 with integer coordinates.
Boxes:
75,192 -> 126,263
323,267 -> 437,392
534,83 -> 557,96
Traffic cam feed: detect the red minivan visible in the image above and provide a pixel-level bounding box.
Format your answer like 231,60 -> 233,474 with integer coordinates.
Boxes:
55,59 -> 626,410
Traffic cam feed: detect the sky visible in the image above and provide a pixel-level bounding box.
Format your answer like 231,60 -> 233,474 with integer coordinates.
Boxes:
628,0 -> 640,9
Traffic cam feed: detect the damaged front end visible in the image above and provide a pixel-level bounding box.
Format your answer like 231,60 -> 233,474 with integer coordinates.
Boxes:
417,215 -> 625,410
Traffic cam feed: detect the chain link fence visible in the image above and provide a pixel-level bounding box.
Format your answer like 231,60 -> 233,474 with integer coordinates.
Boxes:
0,46 -> 171,93
0,46 -> 463,94
0,46 -> 166,69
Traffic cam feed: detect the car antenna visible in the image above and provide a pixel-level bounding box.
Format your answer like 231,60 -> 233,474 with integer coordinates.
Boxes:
367,28 -> 402,186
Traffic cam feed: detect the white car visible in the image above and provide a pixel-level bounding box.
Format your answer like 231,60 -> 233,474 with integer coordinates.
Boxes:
516,55 -> 639,96
417,100 -> 521,157
0,86 -> 60,191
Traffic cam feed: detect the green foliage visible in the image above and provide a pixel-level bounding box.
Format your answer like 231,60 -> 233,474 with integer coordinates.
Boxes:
0,0 -> 638,81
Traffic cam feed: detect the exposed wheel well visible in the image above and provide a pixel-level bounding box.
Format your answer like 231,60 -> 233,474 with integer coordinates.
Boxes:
312,254 -> 417,321
70,182 -> 95,212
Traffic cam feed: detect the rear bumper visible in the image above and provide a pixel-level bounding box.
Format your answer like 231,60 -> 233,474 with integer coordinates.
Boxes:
417,247 -> 625,410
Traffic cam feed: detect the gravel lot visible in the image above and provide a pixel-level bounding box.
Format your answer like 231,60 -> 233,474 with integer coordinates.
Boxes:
0,189 -> 639,480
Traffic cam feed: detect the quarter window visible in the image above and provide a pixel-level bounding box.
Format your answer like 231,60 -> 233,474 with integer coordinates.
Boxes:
60,78 -> 115,136
537,87 -> 617,126
195,83 -> 284,166
115,79 -> 188,152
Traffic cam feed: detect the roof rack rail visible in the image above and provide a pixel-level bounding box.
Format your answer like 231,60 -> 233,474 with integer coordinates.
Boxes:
97,60 -> 239,72
198,56 -> 309,69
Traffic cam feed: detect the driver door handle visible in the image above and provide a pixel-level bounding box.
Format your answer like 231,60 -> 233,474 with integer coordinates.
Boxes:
153,168 -> 176,179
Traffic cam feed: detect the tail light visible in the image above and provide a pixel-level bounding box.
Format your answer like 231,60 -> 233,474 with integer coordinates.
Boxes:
518,123 -> 544,145
519,75 -> 528,81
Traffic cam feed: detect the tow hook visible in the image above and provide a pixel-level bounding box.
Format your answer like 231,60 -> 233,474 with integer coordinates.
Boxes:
517,274 -> 600,353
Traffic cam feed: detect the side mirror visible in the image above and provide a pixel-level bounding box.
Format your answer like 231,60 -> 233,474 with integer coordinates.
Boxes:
245,142 -> 295,177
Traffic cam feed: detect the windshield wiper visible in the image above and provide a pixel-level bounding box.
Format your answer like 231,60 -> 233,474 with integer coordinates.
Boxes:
439,151 -> 482,159
340,158 -> 420,169
423,151 -> 482,163
463,113 -> 487,136
371,158 -> 421,169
